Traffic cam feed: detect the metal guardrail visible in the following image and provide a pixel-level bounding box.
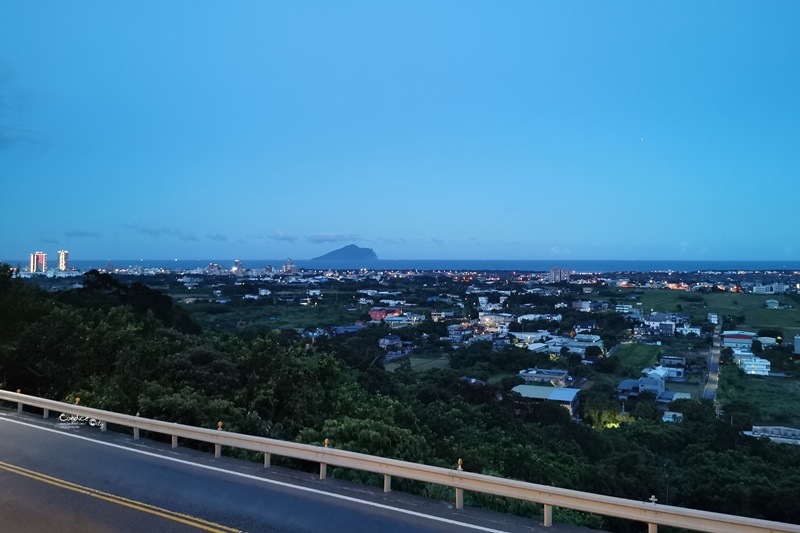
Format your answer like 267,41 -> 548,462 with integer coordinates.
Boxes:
2,389 -> 799,533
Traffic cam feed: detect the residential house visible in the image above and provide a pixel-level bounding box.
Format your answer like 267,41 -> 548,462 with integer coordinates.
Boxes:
745,426 -> 800,445
379,334 -> 403,350
448,324 -> 473,343
369,307 -> 402,321
574,320 -> 597,333
518,368 -> 570,387
676,324 -> 702,336
511,385 -> 581,418
739,356 -> 771,376
722,331 -> 757,349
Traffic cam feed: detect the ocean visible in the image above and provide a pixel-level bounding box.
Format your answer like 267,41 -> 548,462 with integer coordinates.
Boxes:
38,258 -> 800,273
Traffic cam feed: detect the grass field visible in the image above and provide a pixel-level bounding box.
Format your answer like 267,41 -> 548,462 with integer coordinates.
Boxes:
385,356 -> 451,372
718,365 -> 800,425
604,289 -> 800,338
612,343 -> 662,371
183,299 -> 367,331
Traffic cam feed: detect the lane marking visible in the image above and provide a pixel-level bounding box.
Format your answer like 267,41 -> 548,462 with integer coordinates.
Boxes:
0,460 -> 241,533
0,415 -> 513,532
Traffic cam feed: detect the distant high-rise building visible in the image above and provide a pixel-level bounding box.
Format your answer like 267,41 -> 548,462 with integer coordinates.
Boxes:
58,250 -> 69,271
549,267 -> 570,283
30,251 -> 47,273
283,258 -> 297,274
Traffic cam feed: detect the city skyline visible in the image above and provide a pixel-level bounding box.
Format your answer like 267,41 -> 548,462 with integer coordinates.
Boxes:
2,2 -> 799,261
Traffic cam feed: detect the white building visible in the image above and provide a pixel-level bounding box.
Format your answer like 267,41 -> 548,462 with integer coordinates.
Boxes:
752,282 -> 791,295
739,356 -> 771,376
722,331 -> 757,349
676,324 -> 702,336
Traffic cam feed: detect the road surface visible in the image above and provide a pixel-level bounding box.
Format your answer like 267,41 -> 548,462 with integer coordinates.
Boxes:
703,325 -> 722,400
0,409 -> 596,533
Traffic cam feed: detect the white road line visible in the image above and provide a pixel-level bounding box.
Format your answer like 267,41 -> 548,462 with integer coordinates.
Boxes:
0,416 -> 513,533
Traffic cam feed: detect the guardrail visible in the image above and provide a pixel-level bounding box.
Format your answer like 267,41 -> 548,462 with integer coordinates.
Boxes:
2,389 -> 799,533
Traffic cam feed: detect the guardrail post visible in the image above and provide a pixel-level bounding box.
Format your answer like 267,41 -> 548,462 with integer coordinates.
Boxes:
543,504 -> 553,527
648,495 -> 658,532
384,474 -> 392,493
455,458 -> 464,509
101,421 -> 107,432
16,389 -> 22,413
215,421 -> 223,458
133,428 -> 140,440
320,438 -> 329,479
171,435 -> 178,448
263,453 -> 271,468
43,409 -> 49,419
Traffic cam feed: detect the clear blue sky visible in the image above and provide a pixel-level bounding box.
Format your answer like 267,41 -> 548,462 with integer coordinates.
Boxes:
1,2 -> 798,261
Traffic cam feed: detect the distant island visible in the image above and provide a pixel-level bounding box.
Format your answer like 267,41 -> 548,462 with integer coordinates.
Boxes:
311,244 -> 378,261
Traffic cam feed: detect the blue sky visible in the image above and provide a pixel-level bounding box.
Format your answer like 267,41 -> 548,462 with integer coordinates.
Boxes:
1,2 -> 798,261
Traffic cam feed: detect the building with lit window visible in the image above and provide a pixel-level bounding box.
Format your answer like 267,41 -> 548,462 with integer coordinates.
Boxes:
58,250 -> 69,271
549,267 -> 570,283
29,251 -> 47,273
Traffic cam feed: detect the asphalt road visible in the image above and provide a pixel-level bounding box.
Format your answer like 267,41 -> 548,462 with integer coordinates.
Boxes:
703,325 -> 722,400
0,409 -> 597,533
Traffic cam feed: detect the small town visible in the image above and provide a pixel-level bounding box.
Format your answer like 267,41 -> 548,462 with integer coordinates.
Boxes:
18,256 -> 800,448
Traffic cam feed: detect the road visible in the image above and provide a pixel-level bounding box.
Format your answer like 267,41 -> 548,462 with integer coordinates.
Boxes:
0,410 -> 595,533
703,325 -> 722,400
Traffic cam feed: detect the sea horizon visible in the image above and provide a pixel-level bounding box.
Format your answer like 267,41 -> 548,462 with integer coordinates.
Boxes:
9,258 -> 800,273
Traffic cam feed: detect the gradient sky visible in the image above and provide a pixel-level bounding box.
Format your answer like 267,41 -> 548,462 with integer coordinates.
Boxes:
1,2 -> 798,261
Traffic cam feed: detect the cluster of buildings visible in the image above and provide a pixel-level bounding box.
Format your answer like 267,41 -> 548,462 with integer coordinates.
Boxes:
617,357 -> 693,404
722,331 -> 772,376
27,250 -> 70,273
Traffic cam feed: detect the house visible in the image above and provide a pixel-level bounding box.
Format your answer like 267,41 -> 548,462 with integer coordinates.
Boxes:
517,313 -> 562,323
658,356 -> 685,379
509,331 -> 548,344
722,331 -> 757,349
739,356 -> 771,376
379,334 -> 403,350
660,355 -> 686,367
430,311 -> 455,322
332,325 -> 364,335
447,324 -> 473,343
385,316 -> 414,328
752,283 -> 791,295
639,366 -> 667,397
745,426 -> 800,445
676,324 -> 702,336
518,368 -> 570,387
511,385 -> 581,417
369,307 -> 402,321
708,312 -> 720,324
574,320 -> 597,333
662,411 -> 684,423
572,300 -> 592,312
